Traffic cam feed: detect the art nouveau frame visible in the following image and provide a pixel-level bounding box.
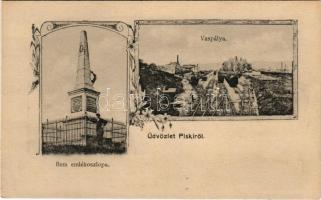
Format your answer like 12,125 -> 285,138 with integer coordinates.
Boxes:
32,21 -> 136,154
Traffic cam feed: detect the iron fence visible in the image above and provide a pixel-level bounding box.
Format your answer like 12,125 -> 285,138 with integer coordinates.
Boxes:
42,115 -> 127,147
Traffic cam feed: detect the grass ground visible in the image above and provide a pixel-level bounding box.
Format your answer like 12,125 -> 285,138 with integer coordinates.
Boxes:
42,136 -> 126,154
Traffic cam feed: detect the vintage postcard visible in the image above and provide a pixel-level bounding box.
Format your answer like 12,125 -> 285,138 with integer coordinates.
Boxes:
1,1 -> 321,198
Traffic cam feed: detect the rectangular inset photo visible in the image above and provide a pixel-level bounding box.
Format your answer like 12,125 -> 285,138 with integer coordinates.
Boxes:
136,20 -> 297,120
39,22 -> 130,154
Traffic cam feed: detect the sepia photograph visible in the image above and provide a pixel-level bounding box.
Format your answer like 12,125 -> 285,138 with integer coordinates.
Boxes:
137,20 -> 297,119
40,23 -> 129,154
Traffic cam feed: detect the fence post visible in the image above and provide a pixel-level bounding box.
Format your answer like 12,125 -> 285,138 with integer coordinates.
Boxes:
111,118 -> 114,142
46,119 -> 49,144
59,125 -> 62,145
55,121 -> 58,145
84,115 -> 87,146
65,116 -> 68,145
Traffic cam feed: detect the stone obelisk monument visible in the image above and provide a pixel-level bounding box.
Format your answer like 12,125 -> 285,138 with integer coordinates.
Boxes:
68,30 -> 100,118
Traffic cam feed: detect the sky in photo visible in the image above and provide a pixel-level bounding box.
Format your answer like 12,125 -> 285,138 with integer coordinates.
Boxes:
42,26 -> 127,122
139,24 -> 294,69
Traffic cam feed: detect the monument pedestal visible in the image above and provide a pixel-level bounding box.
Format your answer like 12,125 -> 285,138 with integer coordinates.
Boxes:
68,88 -> 100,118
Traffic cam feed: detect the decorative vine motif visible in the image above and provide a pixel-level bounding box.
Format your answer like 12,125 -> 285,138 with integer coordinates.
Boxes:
130,108 -> 173,131
46,22 -> 69,32
29,24 -> 41,94
127,24 -> 173,131
128,79 -> 174,131
41,21 -> 130,38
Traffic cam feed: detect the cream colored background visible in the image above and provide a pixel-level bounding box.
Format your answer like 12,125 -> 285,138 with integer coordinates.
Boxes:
2,1 -> 321,198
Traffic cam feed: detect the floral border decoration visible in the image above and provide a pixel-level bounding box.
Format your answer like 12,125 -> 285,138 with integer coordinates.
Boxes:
128,23 -> 173,131
29,24 -> 41,93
